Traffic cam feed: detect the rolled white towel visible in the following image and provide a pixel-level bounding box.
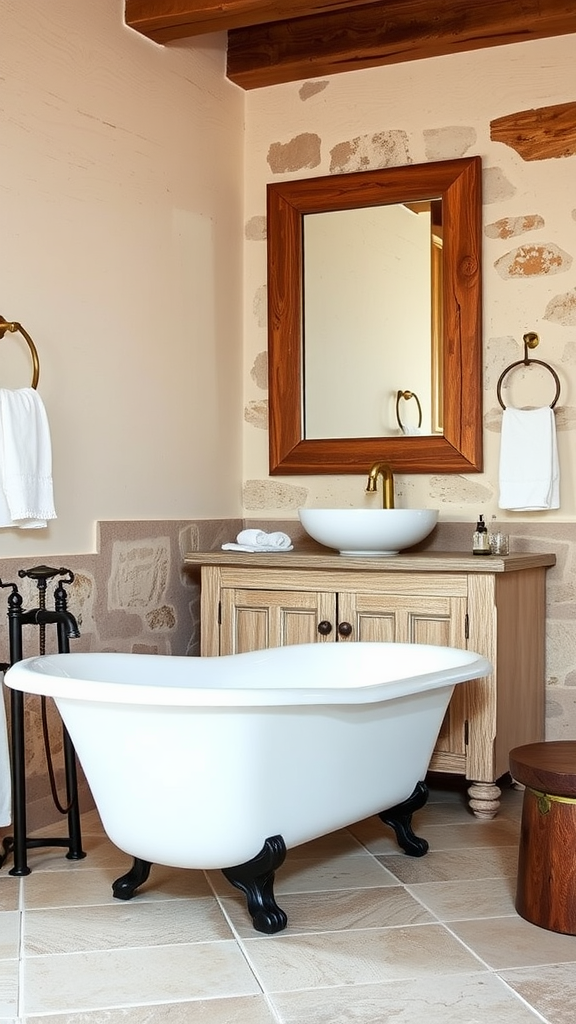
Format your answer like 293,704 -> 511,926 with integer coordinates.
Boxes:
222,529 -> 293,553
237,530 -> 292,549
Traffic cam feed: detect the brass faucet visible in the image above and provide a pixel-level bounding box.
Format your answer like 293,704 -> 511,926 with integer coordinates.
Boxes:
366,462 -> 395,509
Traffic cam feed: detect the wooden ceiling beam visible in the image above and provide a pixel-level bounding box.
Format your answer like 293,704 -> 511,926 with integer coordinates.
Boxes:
227,0 -> 576,89
124,0 -> 366,42
125,0 -> 576,90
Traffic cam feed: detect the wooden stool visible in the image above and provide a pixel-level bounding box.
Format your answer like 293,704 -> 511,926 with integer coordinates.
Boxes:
510,741 -> 576,935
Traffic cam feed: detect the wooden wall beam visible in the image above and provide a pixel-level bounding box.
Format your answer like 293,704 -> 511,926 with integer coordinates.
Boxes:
227,0 -> 576,90
124,0 -> 365,42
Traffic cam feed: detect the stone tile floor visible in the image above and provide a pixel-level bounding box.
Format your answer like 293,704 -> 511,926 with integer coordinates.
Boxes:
1,780 -> 575,1022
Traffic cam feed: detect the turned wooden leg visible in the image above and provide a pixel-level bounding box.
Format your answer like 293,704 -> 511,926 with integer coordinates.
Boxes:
467,781 -> 501,819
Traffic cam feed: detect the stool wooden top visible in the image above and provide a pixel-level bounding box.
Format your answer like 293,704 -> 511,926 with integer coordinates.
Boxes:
510,741 -> 576,797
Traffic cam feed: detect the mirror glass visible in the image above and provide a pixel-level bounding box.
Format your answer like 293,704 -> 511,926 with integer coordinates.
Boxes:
303,199 -> 443,438
267,156 -> 482,475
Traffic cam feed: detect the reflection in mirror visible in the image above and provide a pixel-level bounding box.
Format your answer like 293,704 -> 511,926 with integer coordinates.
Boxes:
267,156 -> 482,475
303,200 -> 443,438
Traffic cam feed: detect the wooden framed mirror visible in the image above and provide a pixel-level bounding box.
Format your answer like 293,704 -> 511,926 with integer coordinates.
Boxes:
267,156 -> 482,474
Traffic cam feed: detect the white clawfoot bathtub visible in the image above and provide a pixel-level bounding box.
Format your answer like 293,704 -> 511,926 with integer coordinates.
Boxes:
6,642 -> 490,932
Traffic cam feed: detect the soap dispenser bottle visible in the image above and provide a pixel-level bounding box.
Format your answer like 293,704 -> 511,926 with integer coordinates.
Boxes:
473,514 -> 490,555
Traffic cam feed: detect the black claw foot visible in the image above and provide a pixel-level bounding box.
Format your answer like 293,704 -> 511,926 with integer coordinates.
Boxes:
112,858 -> 152,900
379,781 -> 430,857
222,835 -> 288,934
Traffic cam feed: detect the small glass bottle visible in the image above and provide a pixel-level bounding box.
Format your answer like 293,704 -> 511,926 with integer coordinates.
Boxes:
472,514 -> 490,555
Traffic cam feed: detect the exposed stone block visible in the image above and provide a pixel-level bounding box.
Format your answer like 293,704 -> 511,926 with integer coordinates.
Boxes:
423,126 -> 476,161
484,406 -> 505,432
494,243 -> 572,278
252,284 -> 267,328
299,81 -> 329,100
244,399 -> 268,429
483,166 -> 516,203
245,215 -> 266,241
329,131 -> 411,173
109,539 -> 170,611
267,132 -> 321,173
554,406 -> 576,430
250,351 -> 268,389
145,605 -> 176,631
244,478 -> 308,510
484,335 -> 519,389
429,475 -> 492,504
545,287 -> 576,325
561,341 -> 576,365
485,214 -> 544,239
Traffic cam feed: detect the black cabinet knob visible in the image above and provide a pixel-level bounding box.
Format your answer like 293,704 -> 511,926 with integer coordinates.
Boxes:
338,621 -> 353,638
317,620 -> 333,636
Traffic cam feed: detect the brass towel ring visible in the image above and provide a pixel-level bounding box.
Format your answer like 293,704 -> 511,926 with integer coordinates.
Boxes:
396,390 -> 422,432
496,332 -> 560,410
0,315 -> 40,389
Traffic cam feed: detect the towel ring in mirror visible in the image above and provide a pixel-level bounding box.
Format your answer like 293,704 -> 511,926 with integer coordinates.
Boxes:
496,332 -> 560,410
396,390 -> 423,432
0,315 -> 40,389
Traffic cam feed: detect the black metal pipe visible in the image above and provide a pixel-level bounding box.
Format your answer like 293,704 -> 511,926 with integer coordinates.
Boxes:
4,587 -> 29,874
62,722 -> 84,859
7,690 -> 30,875
0,569 -> 85,874
17,608 -> 80,639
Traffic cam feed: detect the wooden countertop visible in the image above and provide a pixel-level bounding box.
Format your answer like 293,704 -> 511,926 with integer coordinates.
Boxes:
184,550 -> 556,574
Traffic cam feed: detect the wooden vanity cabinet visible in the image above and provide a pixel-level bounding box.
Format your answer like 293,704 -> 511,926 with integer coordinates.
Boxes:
185,551 -> 555,819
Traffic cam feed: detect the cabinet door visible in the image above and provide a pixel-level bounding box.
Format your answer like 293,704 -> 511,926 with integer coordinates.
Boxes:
339,590 -> 469,766
219,588 -> 336,654
338,591 -> 467,646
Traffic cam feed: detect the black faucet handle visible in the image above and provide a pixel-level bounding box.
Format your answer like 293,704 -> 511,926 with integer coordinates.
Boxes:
18,565 -> 71,582
0,579 -> 19,594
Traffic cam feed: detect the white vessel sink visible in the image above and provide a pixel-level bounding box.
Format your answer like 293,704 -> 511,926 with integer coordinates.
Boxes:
298,508 -> 438,556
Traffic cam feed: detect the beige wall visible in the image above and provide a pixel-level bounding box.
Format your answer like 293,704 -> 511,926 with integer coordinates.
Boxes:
1,0 -> 245,558
242,34 -> 576,521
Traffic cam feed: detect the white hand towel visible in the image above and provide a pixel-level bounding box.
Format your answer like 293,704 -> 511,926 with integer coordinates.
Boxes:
0,388 -> 56,528
499,406 -> 560,511
0,678 -> 11,826
222,529 -> 293,552
236,530 -> 292,549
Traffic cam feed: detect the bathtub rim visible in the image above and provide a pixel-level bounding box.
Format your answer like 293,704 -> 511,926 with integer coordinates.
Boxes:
4,643 -> 491,708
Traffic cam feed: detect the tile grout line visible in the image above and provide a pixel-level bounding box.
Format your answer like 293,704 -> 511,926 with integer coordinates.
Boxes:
201,870 -> 284,1023
436,918 -> 507,973
17,875 -> 25,1021
494,974 -> 555,1024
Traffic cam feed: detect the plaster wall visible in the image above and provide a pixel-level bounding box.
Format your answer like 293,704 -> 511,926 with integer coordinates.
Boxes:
1,0 -> 245,557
